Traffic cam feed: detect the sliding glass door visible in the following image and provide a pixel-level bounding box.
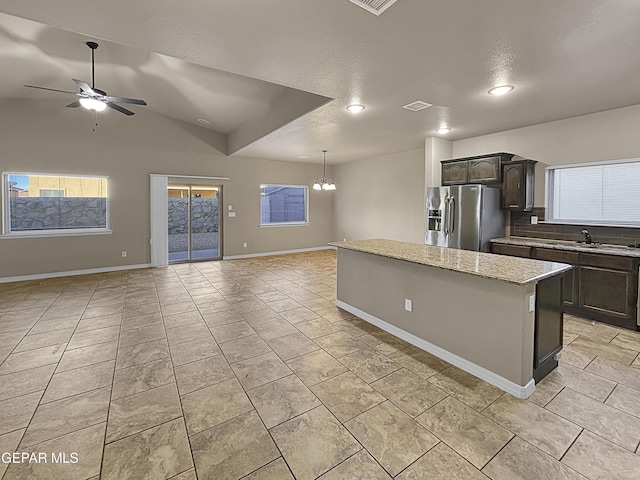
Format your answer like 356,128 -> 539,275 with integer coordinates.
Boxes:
167,184 -> 221,262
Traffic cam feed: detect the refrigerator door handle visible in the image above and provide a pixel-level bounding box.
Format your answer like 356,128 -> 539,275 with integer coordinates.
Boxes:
449,196 -> 455,233
443,197 -> 450,235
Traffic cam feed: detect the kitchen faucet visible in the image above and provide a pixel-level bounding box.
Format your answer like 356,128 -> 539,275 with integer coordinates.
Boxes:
581,229 -> 593,244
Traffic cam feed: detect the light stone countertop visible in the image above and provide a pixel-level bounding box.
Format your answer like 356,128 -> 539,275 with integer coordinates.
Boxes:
491,237 -> 640,258
329,238 -> 571,286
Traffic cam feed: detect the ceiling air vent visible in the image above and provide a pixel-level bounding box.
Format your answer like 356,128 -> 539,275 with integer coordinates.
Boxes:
402,100 -> 433,112
348,0 -> 399,16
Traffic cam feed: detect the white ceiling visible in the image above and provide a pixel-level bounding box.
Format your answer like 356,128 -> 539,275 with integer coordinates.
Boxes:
1,1 -> 640,164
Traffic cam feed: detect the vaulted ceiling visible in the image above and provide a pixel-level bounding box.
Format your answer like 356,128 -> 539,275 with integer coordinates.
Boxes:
2,1 -> 640,164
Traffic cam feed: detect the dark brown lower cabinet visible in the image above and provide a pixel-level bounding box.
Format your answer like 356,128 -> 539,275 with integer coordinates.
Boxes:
576,253 -> 637,329
579,266 -> 633,320
491,243 -> 639,330
534,274 -> 564,383
533,248 -> 579,308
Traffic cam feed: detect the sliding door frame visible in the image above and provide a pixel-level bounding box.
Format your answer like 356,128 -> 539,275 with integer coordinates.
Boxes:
150,174 -> 228,267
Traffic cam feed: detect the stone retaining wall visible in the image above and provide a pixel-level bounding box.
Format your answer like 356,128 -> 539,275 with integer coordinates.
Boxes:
168,198 -> 219,234
10,198 -> 107,230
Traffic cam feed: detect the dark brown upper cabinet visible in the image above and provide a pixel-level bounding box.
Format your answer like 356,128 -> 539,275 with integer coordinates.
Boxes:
441,153 -> 514,186
468,155 -> 502,183
501,159 -> 536,211
441,160 -> 469,185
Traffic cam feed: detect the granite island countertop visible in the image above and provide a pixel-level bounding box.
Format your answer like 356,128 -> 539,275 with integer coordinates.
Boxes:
491,237 -> 640,258
329,238 -> 571,285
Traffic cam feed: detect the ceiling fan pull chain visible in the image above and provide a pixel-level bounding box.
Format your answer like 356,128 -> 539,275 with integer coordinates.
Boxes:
92,110 -> 98,133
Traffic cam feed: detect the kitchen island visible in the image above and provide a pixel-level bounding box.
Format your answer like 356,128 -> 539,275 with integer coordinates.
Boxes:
330,239 -> 571,398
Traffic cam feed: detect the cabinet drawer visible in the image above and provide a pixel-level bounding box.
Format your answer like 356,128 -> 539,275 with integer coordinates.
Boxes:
580,253 -> 634,271
534,248 -> 579,264
491,243 -> 532,258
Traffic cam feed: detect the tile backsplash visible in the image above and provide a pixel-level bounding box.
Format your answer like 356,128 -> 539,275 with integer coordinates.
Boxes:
510,208 -> 640,246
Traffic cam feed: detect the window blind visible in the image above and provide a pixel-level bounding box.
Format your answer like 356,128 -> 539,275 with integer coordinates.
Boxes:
548,160 -> 640,224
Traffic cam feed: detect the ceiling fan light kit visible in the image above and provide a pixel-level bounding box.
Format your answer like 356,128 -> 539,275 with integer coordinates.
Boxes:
79,97 -> 106,112
313,150 -> 336,191
25,41 -> 147,116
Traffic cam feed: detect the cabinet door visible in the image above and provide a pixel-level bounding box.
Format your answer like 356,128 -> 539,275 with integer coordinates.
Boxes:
534,274 -> 563,382
501,160 -> 535,211
441,161 -> 468,185
534,248 -> 579,307
578,265 -> 635,325
468,156 -> 501,183
501,163 -> 524,209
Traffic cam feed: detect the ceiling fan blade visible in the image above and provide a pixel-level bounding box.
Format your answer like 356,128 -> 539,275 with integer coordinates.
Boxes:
73,79 -> 96,94
24,85 -> 77,95
106,101 -> 135,116
105,96 -> 147,106
66,101 -> 81,108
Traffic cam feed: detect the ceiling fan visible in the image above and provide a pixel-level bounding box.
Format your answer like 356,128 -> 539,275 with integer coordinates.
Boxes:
25,41 -> 147,116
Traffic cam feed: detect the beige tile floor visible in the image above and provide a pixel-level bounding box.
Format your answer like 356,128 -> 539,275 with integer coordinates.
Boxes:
0,249 -> 639,479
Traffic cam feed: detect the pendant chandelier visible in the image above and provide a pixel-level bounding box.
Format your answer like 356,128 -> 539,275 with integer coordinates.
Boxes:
312,150 -> 336,191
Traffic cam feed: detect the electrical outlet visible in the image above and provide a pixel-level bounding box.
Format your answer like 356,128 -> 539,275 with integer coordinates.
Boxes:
531,215 -> 538,225
121,251 -> 127,258
404,298 -> 412,312
528,294 -> 535,312
243,242 -> 248,248
343,238 -> 347,242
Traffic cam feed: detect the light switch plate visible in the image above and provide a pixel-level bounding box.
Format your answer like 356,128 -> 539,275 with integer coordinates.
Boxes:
531,216 -> 538,225
228,211 -> 236,217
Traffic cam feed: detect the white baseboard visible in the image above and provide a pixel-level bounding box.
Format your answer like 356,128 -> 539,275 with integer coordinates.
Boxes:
0,263 -> 153,284
336,300 -> 536,399
223,245 -> 335,260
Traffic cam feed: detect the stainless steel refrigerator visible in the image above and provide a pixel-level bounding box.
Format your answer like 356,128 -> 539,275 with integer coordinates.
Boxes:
425,185 -> 505,252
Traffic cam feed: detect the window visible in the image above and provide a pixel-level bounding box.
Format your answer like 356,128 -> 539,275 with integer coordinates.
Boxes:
546,159 -> 640,225
260,184 -> 308,226
3,173 -> 109,236
39,189 -> 65,197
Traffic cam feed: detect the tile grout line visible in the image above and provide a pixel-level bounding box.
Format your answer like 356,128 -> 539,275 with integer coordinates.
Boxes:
173,263 -> 217,480
96,270 -> 143,478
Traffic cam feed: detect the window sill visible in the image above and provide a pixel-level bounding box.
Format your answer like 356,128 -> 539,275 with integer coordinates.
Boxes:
539,221 -> 640,229
1,229 -> 112,239
259,223 -> 310,228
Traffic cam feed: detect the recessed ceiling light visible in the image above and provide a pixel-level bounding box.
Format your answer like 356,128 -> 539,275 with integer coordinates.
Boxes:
197,118 -> 210,125
346,104 -> 365,113
297,155 -> 310,159
488,85 -> 514,96
435,127 -> 451,134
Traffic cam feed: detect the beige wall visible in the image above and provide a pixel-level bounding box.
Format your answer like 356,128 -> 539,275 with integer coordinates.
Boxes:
425,137 -> 453,188
451,104 -> 640,206
333,148 -> 425,244
0,99 -> 333,279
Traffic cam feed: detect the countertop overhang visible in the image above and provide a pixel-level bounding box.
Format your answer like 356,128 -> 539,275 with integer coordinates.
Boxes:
330,239 -> 571,285
491,237 -> 640,258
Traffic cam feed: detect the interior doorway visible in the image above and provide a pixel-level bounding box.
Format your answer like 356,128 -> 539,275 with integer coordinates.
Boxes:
167,184 -> 222,262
